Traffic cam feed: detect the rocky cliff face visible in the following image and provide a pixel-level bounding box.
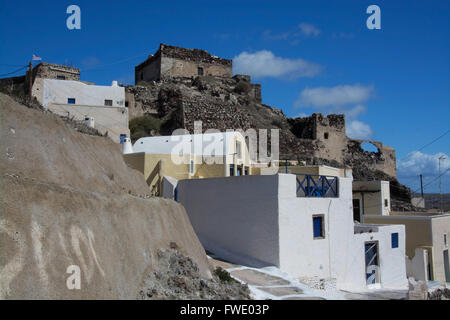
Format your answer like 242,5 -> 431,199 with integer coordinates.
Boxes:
126,75 -> 413,205
0,92 -> 248,299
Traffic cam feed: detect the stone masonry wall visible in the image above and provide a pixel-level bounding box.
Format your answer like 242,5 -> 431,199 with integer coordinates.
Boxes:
31,63 -> 80,81
135,44 -> 232,83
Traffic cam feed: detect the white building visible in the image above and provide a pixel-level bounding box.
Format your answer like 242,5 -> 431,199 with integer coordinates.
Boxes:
32,78 -> 129,143
176,172 -> 408,292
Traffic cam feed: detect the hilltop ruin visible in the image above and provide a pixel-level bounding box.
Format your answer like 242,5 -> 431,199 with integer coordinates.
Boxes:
126,44 -> 399,183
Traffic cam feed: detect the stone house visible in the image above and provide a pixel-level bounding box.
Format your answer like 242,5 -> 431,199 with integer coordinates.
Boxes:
135,43 -> 233,83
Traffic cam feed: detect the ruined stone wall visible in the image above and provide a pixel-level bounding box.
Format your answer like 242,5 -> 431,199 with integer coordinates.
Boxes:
135,54 -> 161,83
345,139 -> 397,178
135,44 -> 232,83
313,114 -> 347,163
160,56 -> 231,80
289,114 -> 347,163
31,63 -> 80,81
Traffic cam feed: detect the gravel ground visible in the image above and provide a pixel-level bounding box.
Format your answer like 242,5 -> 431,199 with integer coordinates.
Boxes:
138,248 -> 251,300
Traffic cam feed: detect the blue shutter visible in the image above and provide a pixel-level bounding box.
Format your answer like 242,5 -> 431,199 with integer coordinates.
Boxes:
313,216 -> 323,238
391,233 -> 399,248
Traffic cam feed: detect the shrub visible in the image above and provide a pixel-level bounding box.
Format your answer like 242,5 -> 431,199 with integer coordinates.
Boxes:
129,115 -> 163,141
214,267 -> 237,283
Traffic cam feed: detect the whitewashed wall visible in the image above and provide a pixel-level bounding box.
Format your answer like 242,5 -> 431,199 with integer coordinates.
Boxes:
177,175 -> 280,267
33,78 -> 125,108
178,174 -> 408,291
278,175 -> 354,281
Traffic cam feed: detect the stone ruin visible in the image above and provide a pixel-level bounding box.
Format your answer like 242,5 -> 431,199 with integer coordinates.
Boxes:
126,44 -> 401,191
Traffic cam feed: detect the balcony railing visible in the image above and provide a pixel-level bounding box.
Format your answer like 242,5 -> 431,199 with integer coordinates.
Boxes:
295,174 -> 339,198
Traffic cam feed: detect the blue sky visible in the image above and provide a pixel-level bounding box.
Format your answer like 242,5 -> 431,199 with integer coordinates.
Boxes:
0,0 -> 449,193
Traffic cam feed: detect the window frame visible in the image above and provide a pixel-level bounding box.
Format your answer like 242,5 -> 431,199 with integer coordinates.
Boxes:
312,215 -> 325,239
236,141 -> 242,159
229,164 -> 235,176
67,98 -> 76,104
190,159 -> 194,174
391,232 -> 399,248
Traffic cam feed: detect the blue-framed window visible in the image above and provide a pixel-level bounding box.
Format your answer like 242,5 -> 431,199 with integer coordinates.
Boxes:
313,215 -> 324,239
67,98 -> 76,104
190,160 -> 194,174
229,164 -> 235,176
391,233 -> 399,248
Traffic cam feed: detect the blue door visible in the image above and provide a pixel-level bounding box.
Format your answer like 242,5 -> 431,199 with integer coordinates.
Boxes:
365,241 -> 379,285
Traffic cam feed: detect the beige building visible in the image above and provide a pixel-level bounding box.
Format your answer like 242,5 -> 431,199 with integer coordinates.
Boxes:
123,131 -> 253,195
365,213 -> 450,284
352,180 -> 391,222
352,180 -> 450,284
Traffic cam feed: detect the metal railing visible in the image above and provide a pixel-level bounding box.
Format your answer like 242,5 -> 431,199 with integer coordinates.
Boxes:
295,174 -> 339,198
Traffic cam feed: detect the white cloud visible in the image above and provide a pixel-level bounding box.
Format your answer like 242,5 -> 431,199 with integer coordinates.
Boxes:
398,152 -> 449,176
298,23 -> 321,37
233,50 -> 322,79
397,152 -> 450,193
346,120 -> 373,139
295,84 -> 374,108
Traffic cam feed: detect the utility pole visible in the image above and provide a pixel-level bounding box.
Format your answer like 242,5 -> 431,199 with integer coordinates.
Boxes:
439,155 -> 447,213
419,174 -> 424,198
28,61 -> 33,99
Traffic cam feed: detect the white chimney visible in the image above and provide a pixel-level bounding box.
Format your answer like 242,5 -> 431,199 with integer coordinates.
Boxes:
122,138 -> 133,154
111,80 -> 118,87
83,116 -> 95,128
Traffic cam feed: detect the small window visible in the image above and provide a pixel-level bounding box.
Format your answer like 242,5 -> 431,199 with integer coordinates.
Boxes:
391,233 -> 399,248
67,98 -> 75,104
444,234 -> 448,247
57,75 -> 66,80
313,215 -> 325,239
198,67 -> 204,76
125,101 -> 129,107
190,160 -> 194,174
384,199 -> 389,207
324,132 -> 329,139
104,99 -> 113,106
229,164 -> 235,176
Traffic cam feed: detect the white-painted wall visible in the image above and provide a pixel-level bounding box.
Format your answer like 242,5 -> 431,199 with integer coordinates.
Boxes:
341,224 -> 408,291
277,174 -> 351,279
177,174 -> 408,291
32,78 -> 128,143
33,78 -> 125,108
177,175 -> 280,268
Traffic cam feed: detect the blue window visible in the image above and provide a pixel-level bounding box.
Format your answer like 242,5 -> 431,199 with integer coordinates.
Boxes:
391,233 -> 399,248
67,98 -> 75,104
313,215 -> 324,239
119,134 -> 127,144
174,186 -> 178,202
229,164 -> 235,176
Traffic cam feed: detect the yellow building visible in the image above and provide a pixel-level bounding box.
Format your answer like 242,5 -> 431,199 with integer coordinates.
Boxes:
123,131 -> 253,195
